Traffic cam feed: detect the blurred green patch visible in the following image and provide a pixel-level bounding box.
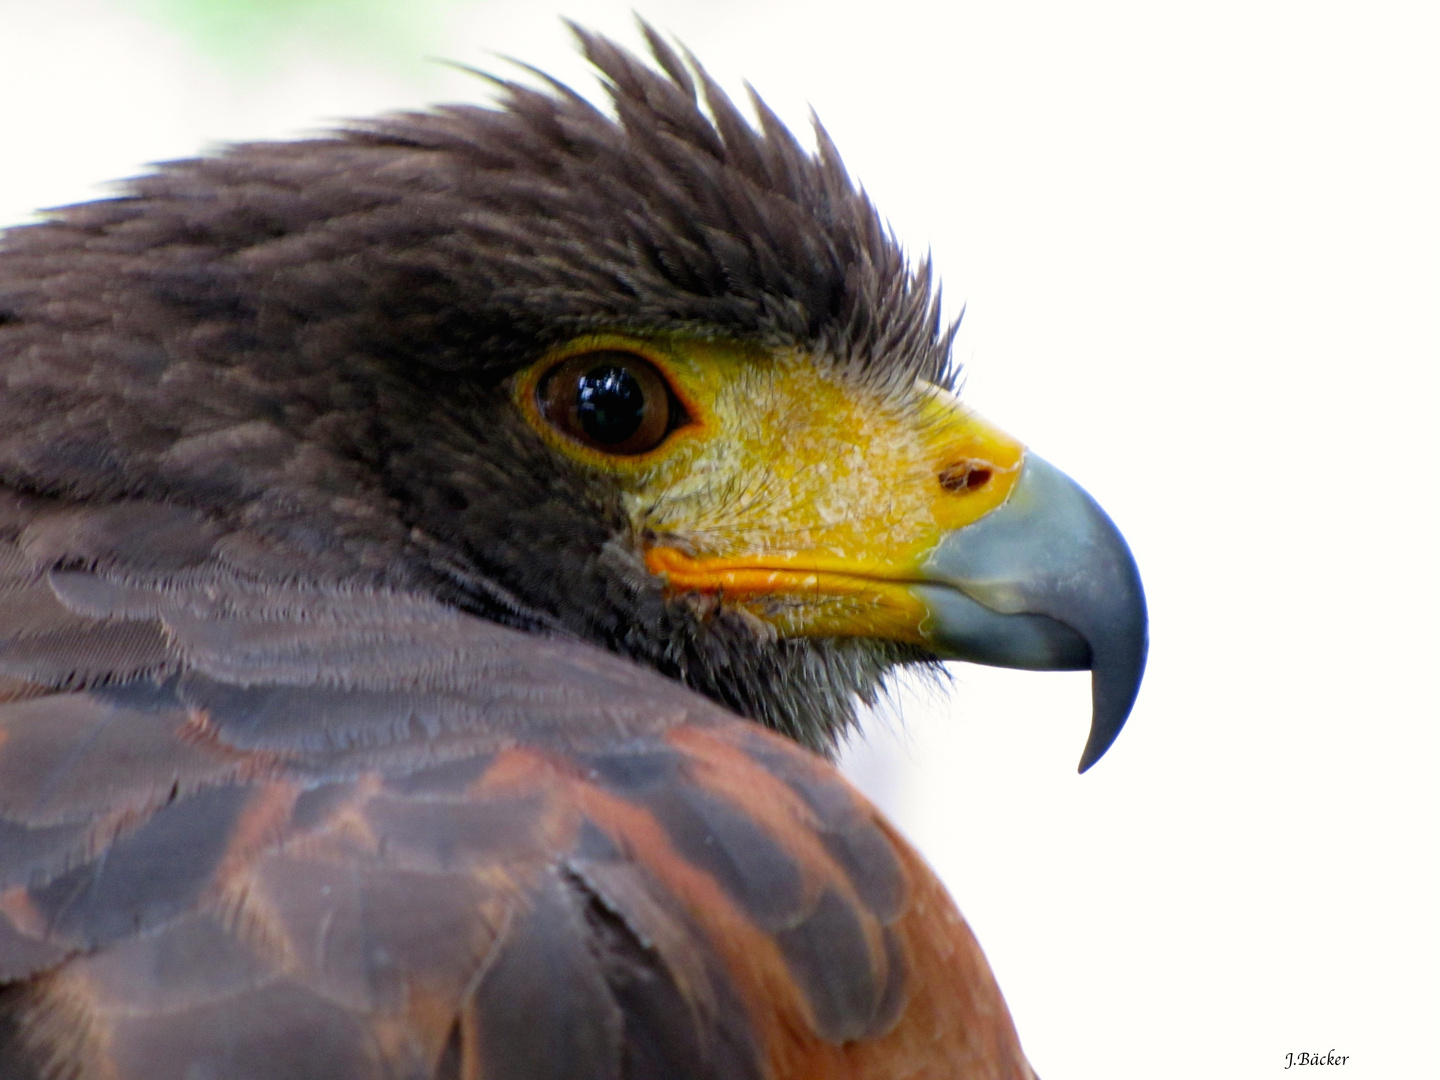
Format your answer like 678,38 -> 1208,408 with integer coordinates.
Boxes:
125,0 -> 463,73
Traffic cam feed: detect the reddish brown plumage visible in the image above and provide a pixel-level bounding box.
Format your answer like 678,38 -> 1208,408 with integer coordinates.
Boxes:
0,499 -> 1033,1078
0,25 -> 1051,1078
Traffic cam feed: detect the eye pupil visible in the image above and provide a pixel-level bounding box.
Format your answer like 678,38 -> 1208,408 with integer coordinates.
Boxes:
535,349 -> 682,456
576,365 -> 645,445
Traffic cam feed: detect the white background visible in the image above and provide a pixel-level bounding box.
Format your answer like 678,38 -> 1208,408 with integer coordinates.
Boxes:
1,2 -> 1435,1077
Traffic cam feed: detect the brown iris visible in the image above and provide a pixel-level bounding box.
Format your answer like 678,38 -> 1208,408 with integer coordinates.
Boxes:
536,351 -> 679,455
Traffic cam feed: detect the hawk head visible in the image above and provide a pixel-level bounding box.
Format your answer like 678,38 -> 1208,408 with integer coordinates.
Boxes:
0,24 -> 1145,767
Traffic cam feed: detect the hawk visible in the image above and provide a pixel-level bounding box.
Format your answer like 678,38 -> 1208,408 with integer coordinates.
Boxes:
0,26 -> 1145,1080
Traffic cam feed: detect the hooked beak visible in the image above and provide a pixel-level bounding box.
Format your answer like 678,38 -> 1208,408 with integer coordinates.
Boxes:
639,365 -> 1147,773
913,454 -> 1148,771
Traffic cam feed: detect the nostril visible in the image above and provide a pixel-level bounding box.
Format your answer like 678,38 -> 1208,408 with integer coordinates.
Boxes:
938,461 -> 992,493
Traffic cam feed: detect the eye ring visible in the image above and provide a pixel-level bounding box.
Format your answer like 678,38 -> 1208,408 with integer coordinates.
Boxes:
536,351 -> 685,456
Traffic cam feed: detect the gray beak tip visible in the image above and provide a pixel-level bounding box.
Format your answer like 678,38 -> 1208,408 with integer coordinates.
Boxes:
1077,584 -> 1148,773
1077,701 -> 1137,771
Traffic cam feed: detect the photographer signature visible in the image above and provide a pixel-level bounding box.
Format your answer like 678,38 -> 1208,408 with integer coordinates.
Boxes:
1285,1051 -> 1348,1068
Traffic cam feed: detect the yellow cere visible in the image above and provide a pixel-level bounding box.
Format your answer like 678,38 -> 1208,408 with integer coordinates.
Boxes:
516,334 -> 1026,642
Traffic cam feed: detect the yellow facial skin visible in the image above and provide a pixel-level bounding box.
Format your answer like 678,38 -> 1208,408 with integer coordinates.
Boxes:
513,334 -> 1024,644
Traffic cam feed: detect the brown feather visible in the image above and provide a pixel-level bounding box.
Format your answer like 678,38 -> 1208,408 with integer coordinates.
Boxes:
0,515 -> 1031,1076
0,27 -> 1035,1079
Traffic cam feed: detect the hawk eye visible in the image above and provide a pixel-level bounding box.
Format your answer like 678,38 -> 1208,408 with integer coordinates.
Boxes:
537,351 -> 679,455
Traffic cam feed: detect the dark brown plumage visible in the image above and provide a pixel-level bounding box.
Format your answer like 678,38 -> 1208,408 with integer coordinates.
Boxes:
0,23 -> 1144,1080
0,535 -> 1028,1078
0,24 -> 950,753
